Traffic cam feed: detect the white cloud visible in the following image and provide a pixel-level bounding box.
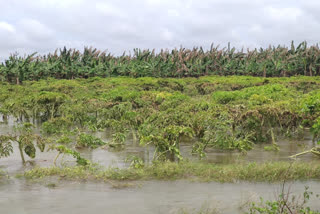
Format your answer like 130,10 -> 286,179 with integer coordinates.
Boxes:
18,18 -> 54,40
167,9 -> 180,17
265,7 -> 303,21
0,21 -> 15,33
161,29 -> 174,41
35,0 -> 85,8
96,2 -> 126,18
249,24 -> 262,34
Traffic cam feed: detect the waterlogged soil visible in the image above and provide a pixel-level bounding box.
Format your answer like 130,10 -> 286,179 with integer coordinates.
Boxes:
0,179 -> 319,214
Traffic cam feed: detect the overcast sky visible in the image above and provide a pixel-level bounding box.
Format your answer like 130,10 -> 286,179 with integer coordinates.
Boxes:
0,0 -> 319,60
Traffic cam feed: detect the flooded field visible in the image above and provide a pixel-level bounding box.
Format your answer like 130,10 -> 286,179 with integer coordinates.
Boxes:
1,76 -> 320,213
1,120 -> 320,213
1,178 -> 320,214
1,117 -> 319,174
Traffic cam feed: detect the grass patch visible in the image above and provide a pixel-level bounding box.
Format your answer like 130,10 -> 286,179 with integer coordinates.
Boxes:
24,161 -> 320,183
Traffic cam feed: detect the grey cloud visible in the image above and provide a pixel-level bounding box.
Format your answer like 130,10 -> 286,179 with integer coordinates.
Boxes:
0,0 -> 319,60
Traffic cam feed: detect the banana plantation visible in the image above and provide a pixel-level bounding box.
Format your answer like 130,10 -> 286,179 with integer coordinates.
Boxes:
1,42 -> 320,84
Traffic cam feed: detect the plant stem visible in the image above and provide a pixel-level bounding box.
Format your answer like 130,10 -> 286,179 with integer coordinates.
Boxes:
131,128 -> 137,144
289,150 -> 311,158
18,142 -> 26,165
53,152 -> 61,166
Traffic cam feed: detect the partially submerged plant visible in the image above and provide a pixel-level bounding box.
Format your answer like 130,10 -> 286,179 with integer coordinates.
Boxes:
109,132 -> 127,148
247,186 -> 319,214
1,76 -> 320,162
76,132 -> 106,149
140,125 -> 193,161
125,155 -> 144,169
49,144 -> 90,166
41,117 -> 72,135
0,135 -> 13,158
0,123 -> 46,164
290,146 -> 320,159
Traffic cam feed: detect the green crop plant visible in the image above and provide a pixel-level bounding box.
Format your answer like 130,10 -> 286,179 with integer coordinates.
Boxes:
76,133 -> 106,149
33,91 -> 68,120
48,144 -> 90,166
125,155 -> 144,169
140,125 -> 193,161
247,186 -> 319,214
41,117 -> 73,134
0,123 -> 46,164
1,76 -> 320,161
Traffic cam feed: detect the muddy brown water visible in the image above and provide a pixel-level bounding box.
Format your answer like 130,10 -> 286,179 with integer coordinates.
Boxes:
1,118 -> 320,213
0,179 -> 319,214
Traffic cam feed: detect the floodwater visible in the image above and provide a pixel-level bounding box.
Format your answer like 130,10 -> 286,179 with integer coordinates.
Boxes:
1,116 -> 319,172
0,179 -> 319,214
1,117 -> 320,213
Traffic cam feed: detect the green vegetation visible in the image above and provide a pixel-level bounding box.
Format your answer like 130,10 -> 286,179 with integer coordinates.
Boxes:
48,144 -> 90,166
1,76 -> 320,162
2,42 -> 320,83
0,123 -> 46,164
0,75 -> 320,186
2,45 -> 320,212
76,132 -> 106,149
24,161 -> 320,182
248,186 -> 320,214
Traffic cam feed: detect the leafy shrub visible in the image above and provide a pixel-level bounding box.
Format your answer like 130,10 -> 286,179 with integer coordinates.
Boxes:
248,186 -> 320,214
76,133 -> 106,149
41,117 -> 73,134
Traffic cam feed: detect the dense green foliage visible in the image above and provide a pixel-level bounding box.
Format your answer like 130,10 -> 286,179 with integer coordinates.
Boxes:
76,133 -> 106,149
1,76 -> 320,161
2,42 -> 320,83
